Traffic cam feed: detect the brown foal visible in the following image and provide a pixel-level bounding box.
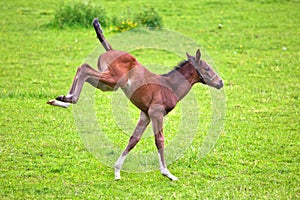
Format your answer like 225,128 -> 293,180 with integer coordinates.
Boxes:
47,18 -> 223,181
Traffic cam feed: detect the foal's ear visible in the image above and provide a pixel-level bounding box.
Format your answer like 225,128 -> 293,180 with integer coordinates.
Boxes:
186,52 -> 195,62
195,49 -> 201,64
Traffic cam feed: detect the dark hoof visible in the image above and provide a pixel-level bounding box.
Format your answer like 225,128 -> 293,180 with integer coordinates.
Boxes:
47,99 -> 56,105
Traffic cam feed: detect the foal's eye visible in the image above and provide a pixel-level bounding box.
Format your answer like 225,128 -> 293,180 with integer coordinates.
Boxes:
205,67 -> 210,71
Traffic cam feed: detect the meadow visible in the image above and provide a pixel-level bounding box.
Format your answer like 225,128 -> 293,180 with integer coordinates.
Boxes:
0,0 -> 299,199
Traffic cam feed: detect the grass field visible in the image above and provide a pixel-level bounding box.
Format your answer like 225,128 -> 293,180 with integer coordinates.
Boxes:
1,0 -> 299,199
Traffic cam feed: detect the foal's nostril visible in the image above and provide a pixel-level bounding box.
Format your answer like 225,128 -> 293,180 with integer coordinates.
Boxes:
217,80 -> 224,89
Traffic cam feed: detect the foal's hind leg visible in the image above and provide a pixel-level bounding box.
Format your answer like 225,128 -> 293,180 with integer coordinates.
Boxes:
114,112 -> 150,180
48,63 -> 115,108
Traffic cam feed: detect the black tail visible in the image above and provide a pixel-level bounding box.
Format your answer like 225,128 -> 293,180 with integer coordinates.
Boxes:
93,18 -> 112,51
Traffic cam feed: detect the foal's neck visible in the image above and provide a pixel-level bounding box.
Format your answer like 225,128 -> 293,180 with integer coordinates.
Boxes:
177,62 -> 200,86
164,62 -> 199,101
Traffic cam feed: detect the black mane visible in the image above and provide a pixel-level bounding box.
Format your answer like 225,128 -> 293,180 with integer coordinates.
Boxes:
162,60 -> 189,76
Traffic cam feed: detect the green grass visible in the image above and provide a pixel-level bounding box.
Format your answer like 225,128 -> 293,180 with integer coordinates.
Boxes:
1,0 -> 299,199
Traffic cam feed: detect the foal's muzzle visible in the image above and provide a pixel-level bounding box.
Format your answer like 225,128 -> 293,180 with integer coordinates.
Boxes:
215,80 -> 224,89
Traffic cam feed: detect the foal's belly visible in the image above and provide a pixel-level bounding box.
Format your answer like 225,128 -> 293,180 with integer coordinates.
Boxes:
128,83 -> 178,114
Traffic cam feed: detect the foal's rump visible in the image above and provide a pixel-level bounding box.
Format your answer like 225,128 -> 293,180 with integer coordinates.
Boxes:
95,50 -> 142,90
97,50 -> 136,72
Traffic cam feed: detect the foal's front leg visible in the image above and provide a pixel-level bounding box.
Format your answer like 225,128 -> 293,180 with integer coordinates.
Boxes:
148,105 -> 178,181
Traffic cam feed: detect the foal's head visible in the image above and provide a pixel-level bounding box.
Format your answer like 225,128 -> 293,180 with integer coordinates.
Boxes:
186,49 -> 223,89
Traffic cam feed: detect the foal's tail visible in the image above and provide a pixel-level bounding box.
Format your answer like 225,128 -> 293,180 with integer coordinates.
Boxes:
93,18 -> 113,51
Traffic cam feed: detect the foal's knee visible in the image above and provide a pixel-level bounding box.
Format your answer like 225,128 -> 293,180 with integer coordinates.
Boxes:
130,135 -> 141,143
155,133 -> 165,150
125,135 -> 141,153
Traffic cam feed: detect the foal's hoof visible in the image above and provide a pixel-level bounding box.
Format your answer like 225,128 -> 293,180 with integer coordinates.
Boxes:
161,168 -> 179,181
114,175 -> 121,181
163,173 -> 178,181
114,168 -> 121,181
47,99 -> 70,108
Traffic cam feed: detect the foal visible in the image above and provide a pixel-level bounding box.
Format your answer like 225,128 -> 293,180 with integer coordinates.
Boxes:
48,19 -> 223,181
